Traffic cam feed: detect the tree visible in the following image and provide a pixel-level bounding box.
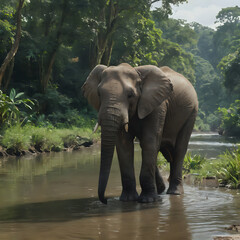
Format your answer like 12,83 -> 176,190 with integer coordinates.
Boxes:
191,22 -> 214,63
194,55 -> 223,114
153,17 -> 198,52
215,6 -> 240,25
218,48 -> 240,95
87,0 -> 189,69
0,0 -> 24,89
211,6 -> 240,68
17,0 -> 89,93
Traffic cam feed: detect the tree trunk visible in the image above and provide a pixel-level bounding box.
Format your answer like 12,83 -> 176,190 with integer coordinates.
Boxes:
0,0 -> 24,89
40,0 -> 68,93
41,50 -> 57,93
3,58 -> 15,91
89,0 -> 119,69
101,37 -> 114,66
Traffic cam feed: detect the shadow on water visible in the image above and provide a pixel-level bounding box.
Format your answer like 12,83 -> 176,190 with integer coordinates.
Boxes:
0,196 -> 160,223
0,135 -> 239,239
0,194 -> 194,239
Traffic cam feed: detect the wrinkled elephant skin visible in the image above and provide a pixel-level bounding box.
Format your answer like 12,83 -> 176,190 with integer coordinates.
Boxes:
82,63 -> 198,204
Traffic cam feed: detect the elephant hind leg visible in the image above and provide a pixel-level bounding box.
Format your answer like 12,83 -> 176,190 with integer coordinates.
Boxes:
155,166 -> 166,194
167,111 -> 197,195
160,144 -> 174,163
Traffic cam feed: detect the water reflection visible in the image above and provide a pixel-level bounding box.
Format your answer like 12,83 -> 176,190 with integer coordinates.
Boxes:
0,134 -> 239,240
158,195 -> 192,240
189,132 -> 239,158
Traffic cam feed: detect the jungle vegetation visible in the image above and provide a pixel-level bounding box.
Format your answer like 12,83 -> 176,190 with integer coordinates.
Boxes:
0,0 -> 239,137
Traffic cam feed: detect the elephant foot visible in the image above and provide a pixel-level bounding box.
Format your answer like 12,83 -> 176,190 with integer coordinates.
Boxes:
166,183 -> 184,195
138,192 -> 159,203
157,182 -> 166,194
120,190 -> 139,202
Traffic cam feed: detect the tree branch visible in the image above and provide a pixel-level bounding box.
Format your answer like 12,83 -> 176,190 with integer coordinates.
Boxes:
0,0 -> 25,89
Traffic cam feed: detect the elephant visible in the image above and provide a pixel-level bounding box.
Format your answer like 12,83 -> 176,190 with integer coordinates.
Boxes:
82,63 -> 198,204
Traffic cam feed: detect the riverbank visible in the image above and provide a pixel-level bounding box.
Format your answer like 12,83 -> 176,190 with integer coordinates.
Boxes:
172,148 -> 240,190
0,124 -> 99,157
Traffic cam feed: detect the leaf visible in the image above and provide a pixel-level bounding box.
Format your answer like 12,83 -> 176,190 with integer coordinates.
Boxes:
15,92 -> 24,99
9,88 -> 16,101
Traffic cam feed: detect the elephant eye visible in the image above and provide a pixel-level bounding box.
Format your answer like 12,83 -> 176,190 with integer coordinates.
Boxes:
127,89 -> 135,99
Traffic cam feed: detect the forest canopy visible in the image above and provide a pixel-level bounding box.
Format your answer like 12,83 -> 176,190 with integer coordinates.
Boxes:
0,0 -> 239,136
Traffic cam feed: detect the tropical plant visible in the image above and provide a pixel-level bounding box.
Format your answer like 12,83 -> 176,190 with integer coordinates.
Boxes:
216,148 -> 240,189
218,100 -> 240,136
0,88 -> 34,127
183,152 -> 207,173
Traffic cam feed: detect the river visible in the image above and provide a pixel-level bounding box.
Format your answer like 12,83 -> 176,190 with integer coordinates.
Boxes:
0,133 -> 239,240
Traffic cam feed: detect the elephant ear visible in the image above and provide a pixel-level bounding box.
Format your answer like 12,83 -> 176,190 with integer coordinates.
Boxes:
135,65 -> 173,119
81,65 -> 107,111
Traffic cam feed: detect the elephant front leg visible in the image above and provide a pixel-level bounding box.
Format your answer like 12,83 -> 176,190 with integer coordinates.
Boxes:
138,144 -> 159,203
116,131 -> 138,202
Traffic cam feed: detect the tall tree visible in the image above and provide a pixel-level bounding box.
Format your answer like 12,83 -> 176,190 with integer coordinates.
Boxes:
0,0 -> 24,89
218,48 -> 240,96
88,0 -> 188,69
212,6 -> 240,68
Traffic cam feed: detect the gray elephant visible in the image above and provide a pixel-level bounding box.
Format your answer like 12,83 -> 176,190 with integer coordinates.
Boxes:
82,63 -> 198,204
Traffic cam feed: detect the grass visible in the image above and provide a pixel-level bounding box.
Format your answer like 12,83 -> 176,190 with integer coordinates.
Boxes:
157,148 -> 240,189
216,148 -> 240,188
1,125 -> 31,152
0,124 -> 100,154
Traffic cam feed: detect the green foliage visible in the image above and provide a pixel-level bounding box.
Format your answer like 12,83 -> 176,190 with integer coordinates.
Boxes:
153,18 -> 198,52
0,88 -> 34,127
29,127 -> 63,152
218,48 -> 240,95
211,7 -> 240,68
0,124 -> 95,153
0,1 -> 240,138
158,148 -> 240,190
0,5 -> 15,56
194,115 -> 210,132
216,148 -> 240,189
183,153 -> 207,174
183,148 -> 240,189
194,56 -> 222,114
218,100 -> 240,136
157,152 -> 169,171
215,6 -> 240,25
1,124 -> 31,152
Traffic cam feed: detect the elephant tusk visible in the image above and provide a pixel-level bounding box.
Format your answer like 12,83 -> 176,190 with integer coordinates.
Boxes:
93,122 -> 99,133
124,123 -> 129,133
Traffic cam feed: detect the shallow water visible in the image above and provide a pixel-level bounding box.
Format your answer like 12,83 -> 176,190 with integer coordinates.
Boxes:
189,132 -> 239,158
0,134 -> 239,240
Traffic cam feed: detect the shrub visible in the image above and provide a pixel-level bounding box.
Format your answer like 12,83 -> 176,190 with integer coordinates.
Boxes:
1,125 -> 31,152
183,153 -> 207,173
0,89 -> 34,128
218,100 -> 240,136
29,127 -> 63,152
216,148 -> 240,188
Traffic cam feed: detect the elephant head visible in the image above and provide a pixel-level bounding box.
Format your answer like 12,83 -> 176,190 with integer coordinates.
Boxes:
82,63 -> 173,203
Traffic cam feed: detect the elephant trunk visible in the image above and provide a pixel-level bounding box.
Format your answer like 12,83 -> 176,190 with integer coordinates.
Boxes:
98,113 -> 121,204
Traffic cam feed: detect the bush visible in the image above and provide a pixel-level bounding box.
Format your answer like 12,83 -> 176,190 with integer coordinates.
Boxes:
1,125 -> 31,152
183,148 -> 240,189
0,89 -> 34,128
216,148 -> 240,188
29,127 -> 63,152
0,124 -> 96,153
183,153 -> 207,173
194,110 -> 210,132
218,100 -> 240,136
